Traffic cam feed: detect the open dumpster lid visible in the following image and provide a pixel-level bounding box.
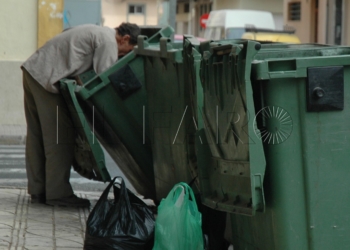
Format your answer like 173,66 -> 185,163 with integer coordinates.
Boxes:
185,39 -> 267,216
60,80 -> 111,182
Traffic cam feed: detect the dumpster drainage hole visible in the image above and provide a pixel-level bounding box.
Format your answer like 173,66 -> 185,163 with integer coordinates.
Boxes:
253,106 -> 293,145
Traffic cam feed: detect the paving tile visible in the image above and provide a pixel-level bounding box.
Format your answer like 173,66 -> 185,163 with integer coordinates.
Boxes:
23,236 -> 54,247
0,188 -> 106,249
0,241 -> 10,248
0,236 -> 11,244
24,247 -> 54,250
56,248 -> 83,250
25,229 -> 54,237
0,215 -> 15,224
0,229 -> 12,237
25,224 -> 53,230
56,238 -> 84,248
55,231 -> 83,238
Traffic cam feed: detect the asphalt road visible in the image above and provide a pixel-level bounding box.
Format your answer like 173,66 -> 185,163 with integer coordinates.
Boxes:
0,144 -> 135,193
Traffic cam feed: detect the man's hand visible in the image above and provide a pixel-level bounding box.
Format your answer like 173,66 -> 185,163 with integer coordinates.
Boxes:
75,76 -> 83,86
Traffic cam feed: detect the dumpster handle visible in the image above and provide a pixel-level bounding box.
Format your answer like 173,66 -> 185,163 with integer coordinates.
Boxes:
254,55 -> 350,79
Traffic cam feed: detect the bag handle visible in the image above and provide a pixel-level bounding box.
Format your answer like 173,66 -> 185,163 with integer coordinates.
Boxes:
169,182 -> 199,212
111,176 -> 126,199
88,176 -> 121,220
98,176 -> 132,209
111,177 -> 136,227
97,176 -> 119,201
174,185 -> 186,207
111,176 -> 132,204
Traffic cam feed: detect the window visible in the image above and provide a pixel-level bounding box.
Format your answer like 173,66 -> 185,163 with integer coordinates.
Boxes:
288,2 -> 301,21
184,3 -> 189,13
129,4 -> 145,14
226,28 -> 246,39
204,27 -> 223,40
200,4 -> 208,16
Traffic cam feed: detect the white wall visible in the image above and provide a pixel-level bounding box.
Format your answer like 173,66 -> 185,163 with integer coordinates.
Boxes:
0,0 -> 37,126
0,1 -> 37,61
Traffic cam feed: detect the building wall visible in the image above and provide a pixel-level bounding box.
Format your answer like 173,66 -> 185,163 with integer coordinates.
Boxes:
0,1 -> 37,61
176,3 -> 193,34
214,0 -> 239,10
344,1 -> 350,45
102,0 -> 158,28
284,0 -> 312,43
0,0 -> 38,126
284,0 -> 350,45
195,0 -> 212,37
318,0 -> 327,44
38,0 -> 64,48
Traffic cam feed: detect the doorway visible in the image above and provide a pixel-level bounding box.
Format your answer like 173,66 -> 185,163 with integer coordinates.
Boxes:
311,0 -> 319,43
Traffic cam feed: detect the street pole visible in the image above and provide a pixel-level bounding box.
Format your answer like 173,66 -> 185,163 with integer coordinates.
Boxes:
158,0 -> 176,40
168,0 -> 176,31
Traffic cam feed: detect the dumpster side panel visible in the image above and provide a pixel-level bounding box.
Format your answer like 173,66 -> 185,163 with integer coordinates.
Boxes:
299,67 -> 350,249
196,41 -> 266,216
87,84 -> 154,177
76,56 -> 156,199
143,51 -> 195,200
230,78 -> 310,250
234,58 -> 350,249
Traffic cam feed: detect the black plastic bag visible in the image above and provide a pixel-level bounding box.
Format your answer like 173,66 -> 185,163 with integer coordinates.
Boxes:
84,177 -> 155,250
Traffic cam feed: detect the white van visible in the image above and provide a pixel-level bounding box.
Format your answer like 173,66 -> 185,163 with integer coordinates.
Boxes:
204,9 -> 276,40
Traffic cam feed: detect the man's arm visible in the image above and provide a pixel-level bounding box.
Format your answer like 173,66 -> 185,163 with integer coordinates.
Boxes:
93,42 -> 119,74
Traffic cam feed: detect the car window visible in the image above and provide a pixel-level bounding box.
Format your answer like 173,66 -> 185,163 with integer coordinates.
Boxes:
226,28 -> 246,39
204,27 -> 224,40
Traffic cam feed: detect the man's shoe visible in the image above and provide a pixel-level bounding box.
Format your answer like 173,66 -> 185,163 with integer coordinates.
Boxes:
46,194 -> 90,208
30,194 -> 46,204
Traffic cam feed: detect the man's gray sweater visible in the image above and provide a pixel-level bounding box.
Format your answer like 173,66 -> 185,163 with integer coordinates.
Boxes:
22,24 -> 118,93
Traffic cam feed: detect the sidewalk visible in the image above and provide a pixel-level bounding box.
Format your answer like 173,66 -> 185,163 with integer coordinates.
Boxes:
0,125 -> 26,145
0,124 -> 92,249
0,125 -> 156,249
0,187 -> 155,250
0,187 -> 102,250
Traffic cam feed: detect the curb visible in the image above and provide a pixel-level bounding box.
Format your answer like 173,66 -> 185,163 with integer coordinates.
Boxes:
0,135 -> 26,145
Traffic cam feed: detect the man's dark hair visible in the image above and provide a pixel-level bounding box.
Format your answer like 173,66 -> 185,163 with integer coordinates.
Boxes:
116,23 -> 140,45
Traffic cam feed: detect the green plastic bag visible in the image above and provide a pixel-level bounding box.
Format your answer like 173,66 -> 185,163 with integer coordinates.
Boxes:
153,182 -> 204,250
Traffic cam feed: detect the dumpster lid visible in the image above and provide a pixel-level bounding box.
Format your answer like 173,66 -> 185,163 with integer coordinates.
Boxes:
60,80 -> 111,182
187,39 -> 267,216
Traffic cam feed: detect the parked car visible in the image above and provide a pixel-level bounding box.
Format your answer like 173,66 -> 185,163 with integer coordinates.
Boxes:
174,34 -> 206,43
204,9 -> 275,40
241,27 -> 301,44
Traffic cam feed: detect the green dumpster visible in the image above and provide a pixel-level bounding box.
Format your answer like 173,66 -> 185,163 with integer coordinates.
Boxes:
228,46 -> 350,250
60,26 -> 174,200
189,39 -> 350,249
